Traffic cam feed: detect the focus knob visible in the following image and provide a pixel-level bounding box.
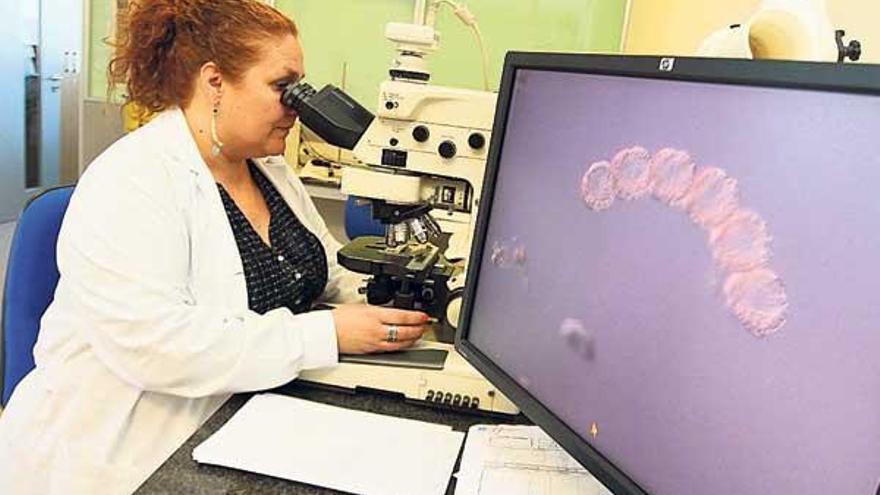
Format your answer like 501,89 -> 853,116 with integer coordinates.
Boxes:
412,125 -> 430,143
468,132 -> 486,150
438,140 -> 457,159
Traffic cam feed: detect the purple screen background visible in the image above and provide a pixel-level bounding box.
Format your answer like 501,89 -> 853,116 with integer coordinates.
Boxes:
468,69 -> 880,494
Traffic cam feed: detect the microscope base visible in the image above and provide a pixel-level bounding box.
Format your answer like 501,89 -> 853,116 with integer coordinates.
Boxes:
297,340 -> 519,415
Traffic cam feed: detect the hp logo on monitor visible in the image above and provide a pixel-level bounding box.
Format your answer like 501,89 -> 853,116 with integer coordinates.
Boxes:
659,58 -> 676,72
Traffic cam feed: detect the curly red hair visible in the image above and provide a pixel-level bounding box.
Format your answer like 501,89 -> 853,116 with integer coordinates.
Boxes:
109,0 -> 298,113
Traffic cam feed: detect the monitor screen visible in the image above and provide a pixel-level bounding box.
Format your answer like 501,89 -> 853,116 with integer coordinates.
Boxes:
458,54 -> 880,495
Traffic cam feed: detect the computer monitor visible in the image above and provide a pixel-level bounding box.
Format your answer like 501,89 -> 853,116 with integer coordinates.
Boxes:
456,52 -> 880,495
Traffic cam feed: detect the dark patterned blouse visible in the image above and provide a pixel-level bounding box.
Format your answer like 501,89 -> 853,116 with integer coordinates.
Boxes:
217,162 -> 328,315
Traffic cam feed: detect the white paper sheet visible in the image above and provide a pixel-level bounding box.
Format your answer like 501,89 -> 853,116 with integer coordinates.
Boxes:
454,424 -> 613,495
193,393 -> 465,495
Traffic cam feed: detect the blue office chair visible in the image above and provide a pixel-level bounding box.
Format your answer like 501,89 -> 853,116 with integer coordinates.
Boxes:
1,185 -> 75,406
344,195 -> 384,239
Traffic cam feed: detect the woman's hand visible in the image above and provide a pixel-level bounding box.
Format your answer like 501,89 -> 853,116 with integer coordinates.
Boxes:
331,304 -> 430,354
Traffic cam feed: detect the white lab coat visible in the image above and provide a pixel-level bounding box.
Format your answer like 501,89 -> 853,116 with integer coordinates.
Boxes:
0,108 -> 363,494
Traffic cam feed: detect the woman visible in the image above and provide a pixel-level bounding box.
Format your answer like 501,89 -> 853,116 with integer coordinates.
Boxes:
0,1 -> 428,493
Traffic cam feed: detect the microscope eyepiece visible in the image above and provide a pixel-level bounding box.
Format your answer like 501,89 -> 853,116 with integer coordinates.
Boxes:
280,81 -> 317,112
280,81 -> 374,150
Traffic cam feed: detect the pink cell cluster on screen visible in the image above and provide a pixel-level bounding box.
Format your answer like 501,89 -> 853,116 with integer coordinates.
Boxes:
611,146 -> 654,200
489,238 -> 527,269
490,241 -> 506,266
723,269 -> 788,336
559,318 -> 596,360
709,209 -> 772,272
577,145 -> 788,337
650,148 -> 695,207
683,167 -> 740,228
581,161 -> 616,211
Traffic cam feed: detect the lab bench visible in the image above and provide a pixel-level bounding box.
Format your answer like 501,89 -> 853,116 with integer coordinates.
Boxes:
135,379 -> 529,494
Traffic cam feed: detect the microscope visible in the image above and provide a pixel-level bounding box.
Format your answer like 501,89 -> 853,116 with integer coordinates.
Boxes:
697,0 -> 862,63
282,2 -> 517,414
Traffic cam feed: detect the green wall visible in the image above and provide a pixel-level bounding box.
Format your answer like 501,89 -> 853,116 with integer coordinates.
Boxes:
88,0 -> 627,103
427,0 -> 626,90
88,0 -> 114,99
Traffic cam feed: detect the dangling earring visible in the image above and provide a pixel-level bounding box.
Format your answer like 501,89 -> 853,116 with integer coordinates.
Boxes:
210,104 -> 224,157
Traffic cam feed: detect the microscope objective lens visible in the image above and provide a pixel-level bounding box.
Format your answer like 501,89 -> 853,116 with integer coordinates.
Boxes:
408,218 -> 428,244
384,226 -> 398,247
424,216 -> 442,237
393,223 -> 409,244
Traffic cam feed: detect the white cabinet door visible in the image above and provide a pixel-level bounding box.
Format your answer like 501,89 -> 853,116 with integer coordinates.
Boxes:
0,0 -> 26,221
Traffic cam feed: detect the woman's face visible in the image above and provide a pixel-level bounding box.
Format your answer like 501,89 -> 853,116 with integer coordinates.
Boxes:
219,35 -> 304,159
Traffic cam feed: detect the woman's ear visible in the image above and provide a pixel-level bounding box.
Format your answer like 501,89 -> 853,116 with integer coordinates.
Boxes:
198,61 -> 224,104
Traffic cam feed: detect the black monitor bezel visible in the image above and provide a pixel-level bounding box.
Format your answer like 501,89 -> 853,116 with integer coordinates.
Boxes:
455,52 -> 880,495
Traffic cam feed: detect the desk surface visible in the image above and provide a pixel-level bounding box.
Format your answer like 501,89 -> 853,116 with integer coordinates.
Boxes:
136,381 -> 529,494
